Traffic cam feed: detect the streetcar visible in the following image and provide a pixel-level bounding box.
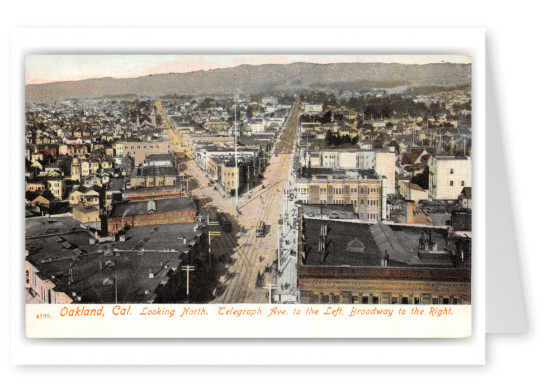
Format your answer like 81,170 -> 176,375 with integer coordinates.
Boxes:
216,212 -> 232,233
256,221 -> 266,237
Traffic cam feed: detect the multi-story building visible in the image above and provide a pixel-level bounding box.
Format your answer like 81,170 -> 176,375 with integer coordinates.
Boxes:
46,178 -> 63,200
296,170 -> 387,223
128,166 -> 179,189
216,158 -> 257,197
428,156 -> 472,200
297,215 -> 471,305
122,140 -> 169,165
302,148 -> 396,195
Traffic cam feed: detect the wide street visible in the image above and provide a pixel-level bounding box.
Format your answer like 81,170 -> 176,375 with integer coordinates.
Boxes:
156,99 -> 302,303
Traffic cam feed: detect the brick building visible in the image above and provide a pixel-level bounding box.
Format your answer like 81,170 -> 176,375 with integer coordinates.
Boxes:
108,197 -> 197,233
296,170 -> 387,223
297,214 -> 471,305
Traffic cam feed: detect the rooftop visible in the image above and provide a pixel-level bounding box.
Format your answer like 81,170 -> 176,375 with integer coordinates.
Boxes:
25,215 -> 205,303
144,153 -> 173,162
301,204 -> 358,220
110,197 -> 196,217
131,166 -> 178,177
301,219 -> 462,268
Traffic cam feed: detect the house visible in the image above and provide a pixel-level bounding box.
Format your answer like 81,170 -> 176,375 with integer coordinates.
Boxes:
398,180 -> 429,203
120,154 -> 135,176
47,178 -> 63,200
401,148 -> 430,167
31,192 -> 56,209
69,185 -> 103,207
72,204 -> 100,225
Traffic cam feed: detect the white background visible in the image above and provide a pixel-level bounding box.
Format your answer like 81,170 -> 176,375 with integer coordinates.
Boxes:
12,28 -> 484,353
1,0 -> 547,388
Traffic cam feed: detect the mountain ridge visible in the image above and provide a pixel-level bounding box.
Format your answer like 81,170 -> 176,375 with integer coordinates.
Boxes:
25,62 -> 471,102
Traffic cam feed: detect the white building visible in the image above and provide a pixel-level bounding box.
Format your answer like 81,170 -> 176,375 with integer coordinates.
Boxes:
303,104 -> 324,114
428,156 -> 472,200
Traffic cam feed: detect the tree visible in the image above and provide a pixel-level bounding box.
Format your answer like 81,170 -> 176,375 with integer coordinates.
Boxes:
320,111 -> 332,124
325,130 -> 334,145
246,106 -> 254,118
411,167 -> 429,190
389,140 -> 400,154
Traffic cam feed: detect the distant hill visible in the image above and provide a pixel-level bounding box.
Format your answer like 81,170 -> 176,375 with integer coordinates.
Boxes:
25,62 -> 471,102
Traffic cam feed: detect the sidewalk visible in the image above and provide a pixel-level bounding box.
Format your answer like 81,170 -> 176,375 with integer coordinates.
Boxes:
274,139 -> 300,304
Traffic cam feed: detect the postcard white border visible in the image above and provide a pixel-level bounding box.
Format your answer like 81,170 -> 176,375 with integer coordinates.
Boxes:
10,27 -> 485,365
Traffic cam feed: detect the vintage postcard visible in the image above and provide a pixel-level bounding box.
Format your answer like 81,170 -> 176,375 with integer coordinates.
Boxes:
24,54 -> 472,338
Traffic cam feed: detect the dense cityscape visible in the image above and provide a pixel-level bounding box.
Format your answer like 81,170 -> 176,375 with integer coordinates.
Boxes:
25,70 -> 472,305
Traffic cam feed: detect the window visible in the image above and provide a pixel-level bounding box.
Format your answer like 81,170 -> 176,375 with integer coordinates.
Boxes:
461,181 -> 465,186
25,270 -> 30,284
391,297 -> 398,304
362,296 -> 369,304
450,168 -> 454,174
332,295 -> 340,304
432,297 -> 439,305
352,295 -> 359,304
321,295 -> 330,304
401,297 -> 409,304
372,296 -> 379,304
452,298 -> 460,304
442,298 -> 450,305
414,297 -> 420,305
450,181 -> 454,186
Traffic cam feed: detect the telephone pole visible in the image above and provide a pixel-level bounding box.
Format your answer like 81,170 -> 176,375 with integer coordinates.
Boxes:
181,265 -> 195,297
277,222 -> 281,272
207,225 -> 221,269
234,95 -> 239,210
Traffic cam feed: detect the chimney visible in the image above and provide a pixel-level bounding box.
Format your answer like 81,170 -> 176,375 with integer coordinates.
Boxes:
381,250 -> 389,267
148,268 -> 154,279
405,200 -> 415,224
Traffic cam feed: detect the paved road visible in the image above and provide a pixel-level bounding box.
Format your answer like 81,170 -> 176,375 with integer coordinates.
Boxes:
157,99 -> 302,303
